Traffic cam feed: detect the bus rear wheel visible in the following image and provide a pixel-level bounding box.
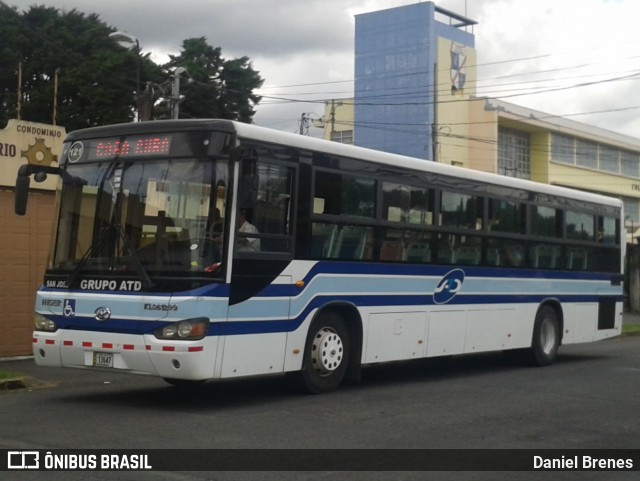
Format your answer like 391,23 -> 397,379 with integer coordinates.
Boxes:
529,305 -> 561,366
504,306 -> 561,366
504,305 -> 561,366
298,311 -> 350,394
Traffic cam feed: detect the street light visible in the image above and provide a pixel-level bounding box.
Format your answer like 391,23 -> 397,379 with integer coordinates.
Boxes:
109,31 -> 141,121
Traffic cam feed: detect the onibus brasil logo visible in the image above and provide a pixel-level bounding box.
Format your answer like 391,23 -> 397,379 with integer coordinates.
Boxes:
433,268 -> 465,304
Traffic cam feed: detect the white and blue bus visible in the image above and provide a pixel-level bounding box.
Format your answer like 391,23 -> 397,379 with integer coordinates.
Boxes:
16,119 -> 624,393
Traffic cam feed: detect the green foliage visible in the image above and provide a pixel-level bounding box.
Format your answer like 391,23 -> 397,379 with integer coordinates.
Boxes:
0,6 -> 146,130
0,371 -> 22,381
623,323 -> 640,335
159,37 -> 264,121
0,6 -> 263,130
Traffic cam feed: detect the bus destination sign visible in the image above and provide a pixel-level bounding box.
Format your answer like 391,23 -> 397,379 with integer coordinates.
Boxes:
68,135 -> 172,162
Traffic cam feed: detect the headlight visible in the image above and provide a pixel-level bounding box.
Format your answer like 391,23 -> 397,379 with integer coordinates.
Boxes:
34,313 -> 58,332
154,317 -> 209,340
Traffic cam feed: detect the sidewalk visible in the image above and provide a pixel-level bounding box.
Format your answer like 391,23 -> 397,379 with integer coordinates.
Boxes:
623,310 -> 640,326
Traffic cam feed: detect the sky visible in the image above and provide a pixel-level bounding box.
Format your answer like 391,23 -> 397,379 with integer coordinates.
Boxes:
9,0 -> 640,139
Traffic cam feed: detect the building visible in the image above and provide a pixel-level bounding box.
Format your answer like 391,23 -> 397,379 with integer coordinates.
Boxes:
314,1 -> 640,239
354,3 -> 476,159
0,119 -> 65,357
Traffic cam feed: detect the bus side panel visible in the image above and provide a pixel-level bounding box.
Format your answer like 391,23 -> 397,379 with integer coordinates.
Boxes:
426,309 -> 466,357
364,311 -> 427,363
219,332 -> 287,378
562,303 -> 597,344
562,299 -> 622,344
219,275 -> 292,379
465,308 -> 519,353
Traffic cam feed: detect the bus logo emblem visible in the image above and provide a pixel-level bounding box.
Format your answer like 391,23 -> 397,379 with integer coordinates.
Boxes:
94,307 -> 112,321
433,269 -> 465,304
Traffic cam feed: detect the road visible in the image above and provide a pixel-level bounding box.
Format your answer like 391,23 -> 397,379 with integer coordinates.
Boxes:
1,336 -> 639,481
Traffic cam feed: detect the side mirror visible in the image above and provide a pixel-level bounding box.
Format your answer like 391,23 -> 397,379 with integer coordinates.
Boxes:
15,173 -> 31,216
14,164 -> 71,216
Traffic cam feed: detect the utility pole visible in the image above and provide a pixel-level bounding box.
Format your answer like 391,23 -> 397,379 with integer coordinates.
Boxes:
172,67 -> 186,119
52,68 -> 59,125
431,62 -> 438,162
16,61 -> 22,120
330,99 -> 336,135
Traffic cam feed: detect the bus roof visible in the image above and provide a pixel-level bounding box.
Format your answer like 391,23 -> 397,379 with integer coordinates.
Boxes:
231,121 -> 622,210
64,119 -> 622,210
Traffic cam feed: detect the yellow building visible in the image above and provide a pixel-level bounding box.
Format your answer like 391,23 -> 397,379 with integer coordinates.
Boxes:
0,119 -> 65,357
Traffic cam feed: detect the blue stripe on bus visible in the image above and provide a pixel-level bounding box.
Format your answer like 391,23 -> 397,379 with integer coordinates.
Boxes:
300,261 -> 616,283
39,261 -> 622,336
45,291 -> 622,336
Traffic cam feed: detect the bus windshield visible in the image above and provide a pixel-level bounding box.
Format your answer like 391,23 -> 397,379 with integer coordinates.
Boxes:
52,155 -> 230,286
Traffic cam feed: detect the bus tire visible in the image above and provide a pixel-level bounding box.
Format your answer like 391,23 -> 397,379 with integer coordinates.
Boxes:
298,311 -> 350,394
526,305 -> 561,366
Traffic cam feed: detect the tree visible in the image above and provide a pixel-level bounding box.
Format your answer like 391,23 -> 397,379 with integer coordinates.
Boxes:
0,5 -> 160,130
0,6 -> 263,129
160,37 -> 264,122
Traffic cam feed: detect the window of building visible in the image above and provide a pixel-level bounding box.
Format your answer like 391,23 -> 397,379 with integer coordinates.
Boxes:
551,134 -> 575,165
330,130 -> 354,144
623,198 -> 640,227
576,139 -> 598,170
552,133 -> 640,179
599,146 -> 620,173
621,151 -> 640,178
498,127 -> 531,179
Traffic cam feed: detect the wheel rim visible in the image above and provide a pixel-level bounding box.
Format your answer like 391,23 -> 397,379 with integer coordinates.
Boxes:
311,327 -> 344,376
540,317 -> 557,355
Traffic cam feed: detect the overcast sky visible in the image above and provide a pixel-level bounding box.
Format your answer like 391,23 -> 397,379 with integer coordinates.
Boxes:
11,0 -> 640,139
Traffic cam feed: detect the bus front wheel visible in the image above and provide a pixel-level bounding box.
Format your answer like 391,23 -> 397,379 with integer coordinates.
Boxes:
298,311 -> 350,394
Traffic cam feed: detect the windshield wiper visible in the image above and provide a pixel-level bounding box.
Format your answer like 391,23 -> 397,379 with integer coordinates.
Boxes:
113,223 -> 154,290
65,223 -> 154,290
66,224 -> 112,289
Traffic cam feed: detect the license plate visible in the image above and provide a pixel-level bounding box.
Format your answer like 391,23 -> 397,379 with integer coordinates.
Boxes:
93,352 -> 113,368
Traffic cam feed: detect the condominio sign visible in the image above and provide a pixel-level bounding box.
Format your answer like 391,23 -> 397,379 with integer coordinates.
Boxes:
0,119 -> 66,189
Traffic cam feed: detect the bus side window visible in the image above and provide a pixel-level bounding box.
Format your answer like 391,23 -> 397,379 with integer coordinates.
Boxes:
330,226 -> 372,260
530,244 -> 561,269
440,191 -> 483,230
311,223 -> 338,258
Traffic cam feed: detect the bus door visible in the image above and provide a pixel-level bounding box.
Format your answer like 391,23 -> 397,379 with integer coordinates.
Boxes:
220,155 -> 297,378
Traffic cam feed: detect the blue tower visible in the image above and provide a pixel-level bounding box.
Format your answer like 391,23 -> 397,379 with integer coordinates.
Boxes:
354,2 -> 475,159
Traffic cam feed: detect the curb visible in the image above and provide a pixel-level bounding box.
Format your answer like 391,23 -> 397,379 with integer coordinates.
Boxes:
0,376 -> 31,391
